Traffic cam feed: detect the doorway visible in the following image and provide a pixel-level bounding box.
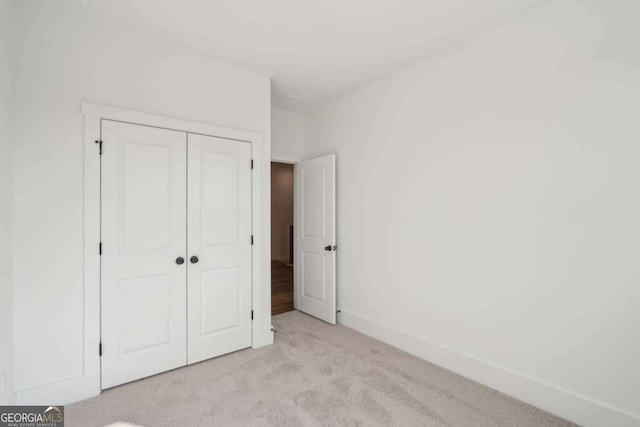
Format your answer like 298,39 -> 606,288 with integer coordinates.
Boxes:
271,162 -> 295,315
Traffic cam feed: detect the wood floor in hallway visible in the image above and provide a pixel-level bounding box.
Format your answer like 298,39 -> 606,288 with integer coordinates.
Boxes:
271,259 -> 294,315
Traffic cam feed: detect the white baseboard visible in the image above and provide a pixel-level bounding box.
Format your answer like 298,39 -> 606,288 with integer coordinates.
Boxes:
15,373 -> 99,405
338,310 -> 639,427
0,371 -> 14,405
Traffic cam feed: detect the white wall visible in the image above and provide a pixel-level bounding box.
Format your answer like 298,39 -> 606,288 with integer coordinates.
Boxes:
304,1 -> 640,425
271,107 -> 304,162
0,0 -> 14,405
10,0 -> 271,403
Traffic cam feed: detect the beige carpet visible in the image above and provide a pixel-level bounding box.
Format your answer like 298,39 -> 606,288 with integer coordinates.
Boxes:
67,311 -> 575,426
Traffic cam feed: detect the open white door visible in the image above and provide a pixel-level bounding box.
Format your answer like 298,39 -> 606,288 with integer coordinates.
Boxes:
295,154 -> 336,324
101,120 -> 187,389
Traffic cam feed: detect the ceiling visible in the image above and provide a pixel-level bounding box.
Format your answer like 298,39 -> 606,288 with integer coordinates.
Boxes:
77,0 -> 537,111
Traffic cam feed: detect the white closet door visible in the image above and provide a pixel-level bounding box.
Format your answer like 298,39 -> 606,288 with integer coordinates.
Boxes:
101,120 -> 187,389
295,154 -> 337,324
187,133 -> 252,364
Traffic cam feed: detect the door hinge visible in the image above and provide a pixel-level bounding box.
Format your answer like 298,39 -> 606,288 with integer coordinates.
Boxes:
99,342 -> 102,356
95,140 -> 103,155
99,242 -> 102,255
251,235 -> 254,245
251,310 -> 254,320
251,159 -> 254,170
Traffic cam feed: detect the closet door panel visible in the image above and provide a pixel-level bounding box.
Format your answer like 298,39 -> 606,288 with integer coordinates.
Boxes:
101,120 -> 187,389
187,133 -> 252,364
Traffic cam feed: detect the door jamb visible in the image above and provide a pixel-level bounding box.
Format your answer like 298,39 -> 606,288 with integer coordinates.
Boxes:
82,102 -> 272,400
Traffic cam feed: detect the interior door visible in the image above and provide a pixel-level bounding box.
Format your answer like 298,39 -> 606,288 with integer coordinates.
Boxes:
187,133 -> 253,364
295,154 -> 336,324
101,120 -> 187,389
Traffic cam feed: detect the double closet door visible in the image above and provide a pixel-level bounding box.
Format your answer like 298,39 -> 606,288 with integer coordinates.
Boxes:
100,120 -> 252,389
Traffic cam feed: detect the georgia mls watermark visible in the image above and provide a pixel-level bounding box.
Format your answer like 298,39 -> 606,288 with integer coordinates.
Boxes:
0,406 -> 64,427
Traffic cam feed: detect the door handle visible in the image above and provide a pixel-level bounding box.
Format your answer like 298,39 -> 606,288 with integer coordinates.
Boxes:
176,257 -> 185,265
324,245 -> 337,252
190,256 -> 199,264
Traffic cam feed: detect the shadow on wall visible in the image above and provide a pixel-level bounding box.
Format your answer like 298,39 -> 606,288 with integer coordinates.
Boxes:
271,162 -> 294,262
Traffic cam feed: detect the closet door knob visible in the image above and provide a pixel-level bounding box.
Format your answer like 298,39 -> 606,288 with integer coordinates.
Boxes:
190,256 -> 199,264
176,257 -> 185,265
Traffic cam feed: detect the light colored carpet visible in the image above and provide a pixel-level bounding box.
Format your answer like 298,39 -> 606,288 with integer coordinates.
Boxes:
67,311 -> 575,426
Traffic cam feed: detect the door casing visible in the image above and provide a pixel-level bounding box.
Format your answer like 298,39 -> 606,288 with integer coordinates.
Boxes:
82,102 -> 272,400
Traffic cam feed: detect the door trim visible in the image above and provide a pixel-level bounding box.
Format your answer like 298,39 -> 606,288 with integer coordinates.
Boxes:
82,102 -> 272,401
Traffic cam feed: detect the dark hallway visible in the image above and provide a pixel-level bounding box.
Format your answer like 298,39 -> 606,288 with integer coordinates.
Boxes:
271,162 -> 294,315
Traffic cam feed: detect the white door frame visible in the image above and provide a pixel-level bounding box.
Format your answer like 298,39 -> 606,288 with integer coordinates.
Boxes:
270,154 -> 337,319
81,102 -> 272,400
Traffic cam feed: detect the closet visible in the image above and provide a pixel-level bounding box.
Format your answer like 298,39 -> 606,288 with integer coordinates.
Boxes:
99,120 -> 252,389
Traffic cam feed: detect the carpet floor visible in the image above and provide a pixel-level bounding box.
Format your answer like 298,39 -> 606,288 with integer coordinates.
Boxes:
67,311 -> 575,426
